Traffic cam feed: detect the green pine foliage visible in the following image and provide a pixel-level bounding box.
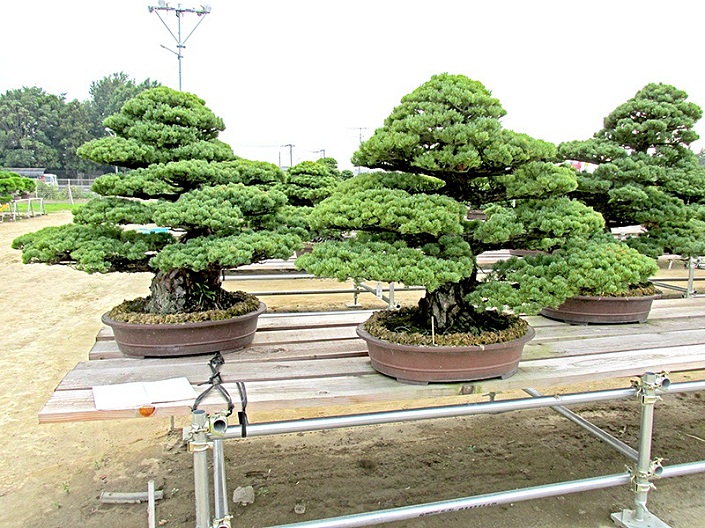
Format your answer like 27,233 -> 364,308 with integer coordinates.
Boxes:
298,73 -> 650,341
13,87 -> 302,317
0,171 -> 36,202
279,160 -> 342,207
559,83 -> 705,258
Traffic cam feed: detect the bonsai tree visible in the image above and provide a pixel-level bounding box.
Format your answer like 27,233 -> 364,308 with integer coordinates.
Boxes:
276,158 -> 345,245
297,73 -> 610,345
12,87 -> 302,322
559,83 -> 705,260
279,159 -> 343,207
0,170 -> 35,203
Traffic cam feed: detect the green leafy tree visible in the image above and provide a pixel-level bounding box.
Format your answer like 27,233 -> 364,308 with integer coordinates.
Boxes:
13,87 -> 302,319
298,74 -> 611,342
0,87 -> 63,169
55,99 -> 97,175
87,72 -> 160,139
559,83 -> 705,258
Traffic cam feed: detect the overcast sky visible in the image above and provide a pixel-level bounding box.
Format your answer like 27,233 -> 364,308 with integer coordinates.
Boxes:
2,0 -> 704,169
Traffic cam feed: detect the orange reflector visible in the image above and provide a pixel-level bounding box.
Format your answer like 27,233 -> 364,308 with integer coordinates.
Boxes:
139,405 -> 156,417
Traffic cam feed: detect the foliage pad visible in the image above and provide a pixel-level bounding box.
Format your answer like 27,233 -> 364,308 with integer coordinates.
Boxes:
13,87 -> 302,318
298,73 -> 643,339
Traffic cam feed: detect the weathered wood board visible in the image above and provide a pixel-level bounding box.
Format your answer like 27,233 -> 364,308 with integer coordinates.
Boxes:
40,298 -> 705,424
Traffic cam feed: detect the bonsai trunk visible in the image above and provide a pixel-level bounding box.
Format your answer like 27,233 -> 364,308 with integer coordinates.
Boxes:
145,268 -> 225,314
418,277 -> 478,334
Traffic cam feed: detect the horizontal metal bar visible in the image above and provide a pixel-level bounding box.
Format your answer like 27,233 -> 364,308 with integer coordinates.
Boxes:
224,273 -> 316,281
265,460 -> 705,528
220,380 -> 705,440
264,472 -> 632,527
220,386 -> 639,439
248,289 -> 363,296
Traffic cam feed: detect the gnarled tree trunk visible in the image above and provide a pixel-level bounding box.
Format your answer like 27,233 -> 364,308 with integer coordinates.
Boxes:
418,276 -> 478,334
145,267 -> 224,314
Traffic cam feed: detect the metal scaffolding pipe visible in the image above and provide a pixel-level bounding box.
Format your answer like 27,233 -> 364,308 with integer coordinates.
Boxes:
220,380 -> 705,440
191,410 -> 211,528
220,386 -> 639,439
213,439 -> 229,523
524,388 -> 638,461
263,460 -> 705,528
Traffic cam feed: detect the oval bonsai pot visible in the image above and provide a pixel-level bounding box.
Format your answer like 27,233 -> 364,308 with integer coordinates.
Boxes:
539,294 -> 660,324
102,302 -> 267,358
356,324 -> 535,384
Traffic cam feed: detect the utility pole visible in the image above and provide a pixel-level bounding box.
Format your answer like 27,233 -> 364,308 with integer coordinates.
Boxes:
281,144 -> 295,168
148,1 -> 212,91
350,127 -> 368,145
314,149 -> 326,159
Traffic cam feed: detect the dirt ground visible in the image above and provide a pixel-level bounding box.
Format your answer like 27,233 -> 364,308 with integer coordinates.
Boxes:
1,211 -> 705,528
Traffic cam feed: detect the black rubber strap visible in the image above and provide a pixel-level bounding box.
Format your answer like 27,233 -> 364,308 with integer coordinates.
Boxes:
192,352 -> 248,437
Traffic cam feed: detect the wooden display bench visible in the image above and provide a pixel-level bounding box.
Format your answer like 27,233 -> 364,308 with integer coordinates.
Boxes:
39,298 -> 705,528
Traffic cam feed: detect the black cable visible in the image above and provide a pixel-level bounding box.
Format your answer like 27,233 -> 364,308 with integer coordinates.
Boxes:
192,352 -> 249,437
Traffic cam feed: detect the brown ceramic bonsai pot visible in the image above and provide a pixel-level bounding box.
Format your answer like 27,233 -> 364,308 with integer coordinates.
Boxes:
356,324 -> 535,384
539,294 -> 660,324
102,302 -> 266,357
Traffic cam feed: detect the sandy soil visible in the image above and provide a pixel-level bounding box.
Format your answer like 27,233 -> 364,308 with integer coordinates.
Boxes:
1,211 -> 705,528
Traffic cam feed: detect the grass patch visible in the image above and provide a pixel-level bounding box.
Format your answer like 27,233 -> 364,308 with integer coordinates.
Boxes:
43,202 -> 84,213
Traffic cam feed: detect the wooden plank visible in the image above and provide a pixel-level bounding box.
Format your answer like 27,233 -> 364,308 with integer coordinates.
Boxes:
43,297 -> 705,424
95,310 -> 373,341
90,337 -> 368,362
39,343 -> 705,424
89,326 -> 364,360
529,316 -> 705,344
91,298 -> 705,342
58,355 -> 373,391
524,328 -> 705,360
258,310 -> 372,330
69,328 -> 705,392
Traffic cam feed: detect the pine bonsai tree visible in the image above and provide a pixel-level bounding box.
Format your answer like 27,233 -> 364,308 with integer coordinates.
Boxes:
559,83 -> 705,259
0,171 -> 35,203
279,159 -> 343,207
297,73 -> 610,345
12,87 -> 302,322
276,158 -> 345,245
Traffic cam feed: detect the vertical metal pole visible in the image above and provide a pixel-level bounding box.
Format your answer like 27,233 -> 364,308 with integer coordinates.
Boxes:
687,257 -> 696,298
213,439 -> 230,525
191,410 -> 211,528
177,9 -> 183,91
148,480 -> 156,528
611,372 -> 670,528
388,282 -> 395,309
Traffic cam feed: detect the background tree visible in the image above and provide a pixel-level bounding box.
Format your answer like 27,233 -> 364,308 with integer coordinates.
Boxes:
13,87 -> 302,319
0,87 -> 63,169
559,83 -> 705,258
86,72 -> 160,139
0,74 -> 159,177
55,99 -> 96,175
298,74 -> 608,340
